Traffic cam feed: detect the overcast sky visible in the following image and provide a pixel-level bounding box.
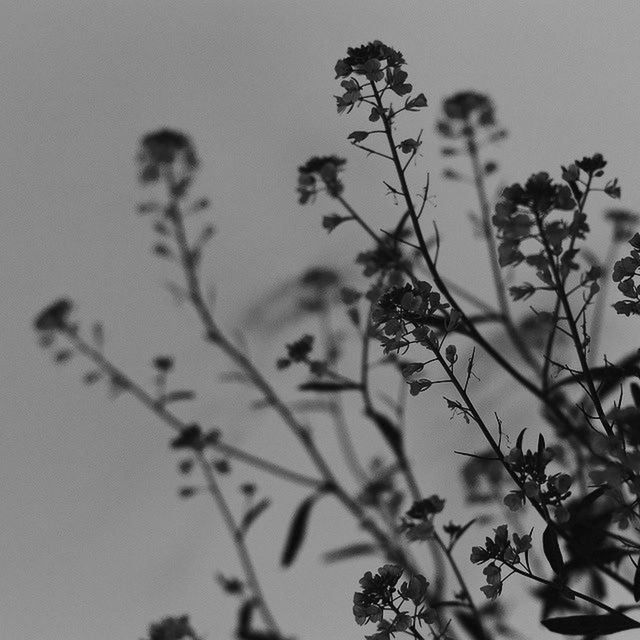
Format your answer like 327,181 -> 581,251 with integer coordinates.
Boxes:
3,2 -> 640,639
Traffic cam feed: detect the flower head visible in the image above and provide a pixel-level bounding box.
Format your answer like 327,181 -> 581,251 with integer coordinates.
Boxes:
297,156 -> 346,203
442,91 -> 495,124
335,41 -> 405,79
34,298 -> 73,332
605,208 -> 639,243
137,129 -> 199,184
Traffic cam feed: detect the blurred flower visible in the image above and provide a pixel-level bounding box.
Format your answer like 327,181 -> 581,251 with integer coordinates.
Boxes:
34,298 -> 73,332
297,156 -> 346,202
443,91 -> 495,124
137,129 -> 199,184
146,614 -> 201,640
605,208 -> 639,242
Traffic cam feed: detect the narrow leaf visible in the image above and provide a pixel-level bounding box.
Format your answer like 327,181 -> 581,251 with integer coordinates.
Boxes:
366,409 -> 403,459
241,498 -> 271,535
542,613 -> 640,635
633,561 -> 640,602
281,494 -> 317,567
632,382 -> 640,408
542,525 -> 564,575
515,428 -> 527,450
162,390 -> 196,404
298,381 -> 362,392
322,542 -> 378,564
537,433 -> 546,456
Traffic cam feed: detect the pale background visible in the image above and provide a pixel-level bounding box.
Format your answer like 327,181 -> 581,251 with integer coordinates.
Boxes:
3,1 -> 640,639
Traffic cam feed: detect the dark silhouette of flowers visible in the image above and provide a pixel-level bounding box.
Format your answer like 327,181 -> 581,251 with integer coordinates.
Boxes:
605,208 -> 639,243
297,156 -> 346,203
144,614 -> 201,640
34,298 -> 73,331
612,232 -> 640,316
137,129 -> 199,185
443,91 -> 495,126
335,41 -> 406,79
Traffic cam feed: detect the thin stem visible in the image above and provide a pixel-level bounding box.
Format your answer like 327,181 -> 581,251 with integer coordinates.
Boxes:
65,331 -> 323,488
163,182 -> 436,596
432,532 -> 487,639
465,127 -> 539,373
534,210 -> 613,436
588,237 -> 617,366
195,451 -> 282,635
368,81 -> 590,452
317,301 -> 369,484
64,328 -> 283,634
509,563 -> 619,615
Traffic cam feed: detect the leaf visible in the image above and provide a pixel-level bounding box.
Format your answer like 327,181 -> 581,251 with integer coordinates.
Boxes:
194,224 -> 216,252
322,542 -> 378,564
281,494 -> 317,568
162,390 -> 196,404
237,598 -> 256,636
298,381 -> 362,392
542,525 -> 564,575
633,382 -> 640,409
366,409 -> 403,459
515,428 -> 527,450
634,560 -> 640,602
542,613 -> 640,635
241,498 -> 271,535
322,214 -> 349,233
348,130 -> 370,143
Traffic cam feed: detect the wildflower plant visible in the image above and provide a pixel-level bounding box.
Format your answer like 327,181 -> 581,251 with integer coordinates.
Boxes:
34,39 -> 640,640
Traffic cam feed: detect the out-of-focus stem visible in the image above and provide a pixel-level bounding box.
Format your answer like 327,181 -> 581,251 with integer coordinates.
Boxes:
465,128 -> 539,373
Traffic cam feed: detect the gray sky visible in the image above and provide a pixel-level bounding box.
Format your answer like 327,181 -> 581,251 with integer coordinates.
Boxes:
3,2 -> 640,639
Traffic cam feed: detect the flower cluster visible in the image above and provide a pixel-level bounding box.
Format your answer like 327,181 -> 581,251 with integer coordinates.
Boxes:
357,458 -> 404,515
491,169 -> 609,298
34,298 -> 74,332
436,91 -> 507,184
336,41 -> 406,77
437,91 -> 500,140
33,298 -> 78,365
333,41 -> 425,119
612,232 -> 640,316
371,282 -> 452,355
297,156 -> 346,204
356,241 -> 408,280
502,437 -> 573,523
145,614 -> 201,640
605,208 -> 639,243
353,564 -> 435,640
470,524 -> 532,600
137,129 -> 199,186
399,495 -> 445,542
